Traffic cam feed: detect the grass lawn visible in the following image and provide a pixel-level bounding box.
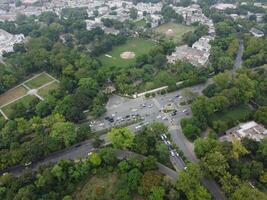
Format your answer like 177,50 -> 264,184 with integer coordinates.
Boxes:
154,22 -> 195,42
98,38 -> 158,68
135,19 -> 146,27
0,86 -> 28,107
1,95 -> 38,118
38,81 -> 59,98
74,173 -> 118,200
24,73 -> 54,89
212,104 -> 253,126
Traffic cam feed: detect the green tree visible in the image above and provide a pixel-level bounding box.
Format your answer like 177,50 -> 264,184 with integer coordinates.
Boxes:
89,152 -> 102,166
156,143 -> 169,162
202,151 -> 229,178
149,186 -> 165,200
50,122 -> 76,147
231,138 -> 249,160
255,106 -> 267,126
231,183 -> 266,200
177,163 -> 212,200
127,168 -> 142,191
194,138 -> 219,158
107,128 -> 135,149
130,7 -> 138,19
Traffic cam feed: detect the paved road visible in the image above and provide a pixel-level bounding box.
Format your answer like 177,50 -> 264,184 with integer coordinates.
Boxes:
2,81 -> 226,199
233,35 -> 244,74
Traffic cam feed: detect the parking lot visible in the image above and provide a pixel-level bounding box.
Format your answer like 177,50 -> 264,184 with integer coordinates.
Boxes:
88,90 -> 191,132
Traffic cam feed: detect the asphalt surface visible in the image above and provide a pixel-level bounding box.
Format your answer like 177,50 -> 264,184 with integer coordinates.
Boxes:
1,81 -> 226,200
233,36 -> 244,74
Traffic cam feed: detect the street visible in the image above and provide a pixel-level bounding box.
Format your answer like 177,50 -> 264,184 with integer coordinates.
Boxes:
1,81 -> 226,200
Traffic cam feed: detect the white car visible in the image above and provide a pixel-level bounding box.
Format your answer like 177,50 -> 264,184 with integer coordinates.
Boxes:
144,122 -> 149,126
148,104 -> 153,108
156,115 -> 161,119
170,151 -> 175,157
99,123 -> 105,127
162,134 -> 167,139
160,135 -> 165,140
131,108 -> 138,112
24,162 -> 32,167
135,125 -> 142,130
182,109 -> 188,113
162,116 -> 168,120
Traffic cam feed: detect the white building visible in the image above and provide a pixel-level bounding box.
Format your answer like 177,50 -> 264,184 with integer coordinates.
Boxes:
225,121 -> 267,142
0,29 -> 25,58
211,3 -> 237,11
167,45 -> 210,66
149,14 -> 163,28
250,28 -> 265,38
192,36 -> 213,52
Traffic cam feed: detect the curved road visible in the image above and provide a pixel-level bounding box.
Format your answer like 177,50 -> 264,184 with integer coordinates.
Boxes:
1,82 -> 227,200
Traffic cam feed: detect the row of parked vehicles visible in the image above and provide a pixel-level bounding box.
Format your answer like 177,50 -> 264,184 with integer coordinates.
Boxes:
160,134 -> 180,158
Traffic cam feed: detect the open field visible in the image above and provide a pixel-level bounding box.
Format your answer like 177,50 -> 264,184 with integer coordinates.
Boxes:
24,73 -> 54,89
1,95 -> 38,117
74,173 -> 118,200
0,86 -> 27,107
211,104 -> 253,128
38,81 -> 59,98
98,38 -> 158,68
154,22 -> 195,42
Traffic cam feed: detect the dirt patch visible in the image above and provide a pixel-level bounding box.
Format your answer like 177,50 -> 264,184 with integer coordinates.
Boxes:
165,28 -> 175,36
120,51 -> 136,59
0,86 -> 27,107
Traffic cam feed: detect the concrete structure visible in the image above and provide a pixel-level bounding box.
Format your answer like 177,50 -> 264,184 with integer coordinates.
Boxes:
150,14 -> 163,28
250,28 -> 265,38
224,121 -> 267,142
192,36 -> 213,52
211,3 -> 237,11
0,29 -> 25,58
22,0 -> 39,5
167,45 -> 210,66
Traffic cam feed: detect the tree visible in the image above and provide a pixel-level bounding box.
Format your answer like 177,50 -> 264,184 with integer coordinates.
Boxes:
194,138 -> 219,158
50,122 -> 77,147
15,0 -> 22,7
107,128 -> 135,149
141,171 -> 162,195
234,73 -> 256,103
231,183 -> 266,200
127,168 -> 142,191
177,163 -> 212,200
255,106 -> 267,126
156,143 -> 169,163
89,152 -> 102,166
149,186 -> 165,200
130,7 -> 138,19
202,151 -> 229,178
231,138 -> 249,160
181,118 -> 201,141
213,71 -> 232,90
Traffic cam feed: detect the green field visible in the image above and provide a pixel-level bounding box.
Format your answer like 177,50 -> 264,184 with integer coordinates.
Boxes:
98,38 -> 158,68
38,81 -> 59,98
25,73 -> 54,89
135,19 -> 146,27
1,95 -> 38,117
212,104 -> 253,127
154,22 -> 195,42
